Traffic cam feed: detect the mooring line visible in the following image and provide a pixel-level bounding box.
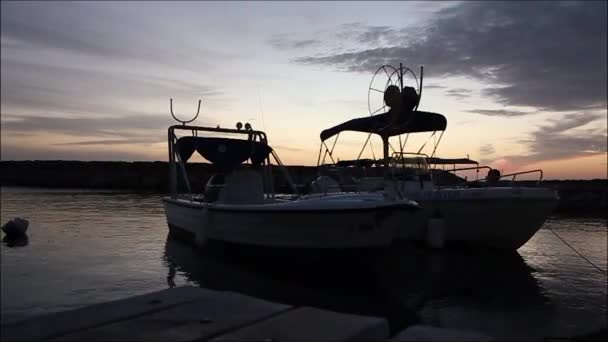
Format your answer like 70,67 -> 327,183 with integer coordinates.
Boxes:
547,227 -> 607,276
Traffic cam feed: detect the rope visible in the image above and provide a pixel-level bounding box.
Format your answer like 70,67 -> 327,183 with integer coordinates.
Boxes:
547,227 -> 607,276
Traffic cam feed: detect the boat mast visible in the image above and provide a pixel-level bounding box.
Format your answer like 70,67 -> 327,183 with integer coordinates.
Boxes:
169,129 -> 176,198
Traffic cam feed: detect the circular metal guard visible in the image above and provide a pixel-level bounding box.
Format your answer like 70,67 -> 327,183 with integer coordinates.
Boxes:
367,64 -> 421,116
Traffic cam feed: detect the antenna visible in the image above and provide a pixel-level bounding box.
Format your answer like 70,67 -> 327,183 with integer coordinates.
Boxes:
417,65 -> 424,110
399,63 -> 404,91
258,87 -> 267,132
170,98 -> 201,125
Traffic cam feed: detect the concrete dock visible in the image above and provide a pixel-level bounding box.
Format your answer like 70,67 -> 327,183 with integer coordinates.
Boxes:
1,286 -> 391,341
0,285 -> 502,342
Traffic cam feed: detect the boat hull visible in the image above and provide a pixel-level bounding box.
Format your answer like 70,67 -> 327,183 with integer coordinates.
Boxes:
396,187 -> 559,249
162,197 -> 413,249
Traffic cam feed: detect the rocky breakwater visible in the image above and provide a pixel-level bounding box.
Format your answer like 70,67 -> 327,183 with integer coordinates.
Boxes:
0,160 -> 317,193
1,161 -> 605,216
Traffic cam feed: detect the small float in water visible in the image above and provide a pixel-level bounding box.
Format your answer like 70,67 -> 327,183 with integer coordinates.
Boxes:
2,217 -> 29,238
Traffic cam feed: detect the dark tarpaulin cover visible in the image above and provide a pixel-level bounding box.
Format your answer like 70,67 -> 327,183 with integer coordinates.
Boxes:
176,137 -> 272,170
320,111 -> 447,141
426,157 -> 479,165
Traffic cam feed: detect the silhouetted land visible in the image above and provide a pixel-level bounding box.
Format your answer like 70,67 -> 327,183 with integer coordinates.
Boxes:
1,160 -> 606,216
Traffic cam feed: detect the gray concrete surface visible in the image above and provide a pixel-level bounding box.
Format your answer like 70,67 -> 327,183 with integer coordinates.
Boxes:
211,306 -> 390,341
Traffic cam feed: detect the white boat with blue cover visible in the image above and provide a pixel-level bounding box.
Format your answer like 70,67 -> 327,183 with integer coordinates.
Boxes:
161,100 -> 419,249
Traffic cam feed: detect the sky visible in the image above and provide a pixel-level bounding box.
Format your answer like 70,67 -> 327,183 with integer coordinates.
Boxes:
1,1 -> 606,179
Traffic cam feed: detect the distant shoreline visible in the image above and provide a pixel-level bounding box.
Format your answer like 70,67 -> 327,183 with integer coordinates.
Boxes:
1,160 -> 606,216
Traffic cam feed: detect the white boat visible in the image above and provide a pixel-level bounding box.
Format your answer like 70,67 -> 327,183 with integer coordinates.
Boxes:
161,100 -> 419,249
313,64 -> 559,250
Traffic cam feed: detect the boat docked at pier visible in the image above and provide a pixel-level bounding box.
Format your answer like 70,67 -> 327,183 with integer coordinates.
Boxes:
312,64 -> 558,250
162,99 -> 419,250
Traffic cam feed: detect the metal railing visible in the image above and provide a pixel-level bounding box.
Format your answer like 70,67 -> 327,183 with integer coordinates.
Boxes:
497,169 -> 544,185
439,164 -> 546,187
167,124 -> 298,200
460,168 -> 544,186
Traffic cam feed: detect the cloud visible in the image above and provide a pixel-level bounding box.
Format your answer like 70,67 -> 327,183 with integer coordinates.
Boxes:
0,113 -> 183,140
267,21 -> 426,55
489,112 -> 607,167
444,88 -> 471,99
423,84 -> 446,89
273,145 -> 304,152
268,36 -> 320,50
478,143 -> 496,156
538,112 -> 604,134
336,23 -> 405,47
466,109 -> 536,117
52,138 -> 164,146
0,2 -> 235,70
293,1 -> 607,112
0,59 -> 219,117
0,112 -> 197,160
0,142 -> 158,162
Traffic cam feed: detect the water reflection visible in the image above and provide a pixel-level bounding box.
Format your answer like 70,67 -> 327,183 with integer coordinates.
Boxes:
163,237 -> 548,333
2,234 -> 29,248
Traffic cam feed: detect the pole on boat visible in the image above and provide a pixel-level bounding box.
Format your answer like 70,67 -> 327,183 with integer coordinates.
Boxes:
383,135 -> 390,179
399,63 -> 404,91
168,128 -> 177,198
417,66 -> 424,110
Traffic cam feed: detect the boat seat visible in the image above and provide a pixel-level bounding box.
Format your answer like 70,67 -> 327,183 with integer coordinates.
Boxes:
217,169 -> 265,204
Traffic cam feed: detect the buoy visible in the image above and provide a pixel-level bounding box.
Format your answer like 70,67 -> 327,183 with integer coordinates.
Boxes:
2,217 -> 29,238
426,210 -> 445,249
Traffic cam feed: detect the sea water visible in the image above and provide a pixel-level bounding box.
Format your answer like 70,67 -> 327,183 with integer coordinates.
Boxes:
1,186 -> 606,339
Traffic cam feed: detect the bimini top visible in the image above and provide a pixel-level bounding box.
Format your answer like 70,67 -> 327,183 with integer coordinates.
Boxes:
320,110 -> 447,141
176,136 -> 273,171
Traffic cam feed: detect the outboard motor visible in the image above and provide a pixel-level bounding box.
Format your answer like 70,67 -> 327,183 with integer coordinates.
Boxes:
204,174 -> 225,202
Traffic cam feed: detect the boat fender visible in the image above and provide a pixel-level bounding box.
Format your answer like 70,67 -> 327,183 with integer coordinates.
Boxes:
194,209 -> 209,248
426,210 -> 445,249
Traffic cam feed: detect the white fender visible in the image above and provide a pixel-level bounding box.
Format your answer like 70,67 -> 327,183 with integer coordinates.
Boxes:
426,217 -> 446,249
194,208 -> 209,248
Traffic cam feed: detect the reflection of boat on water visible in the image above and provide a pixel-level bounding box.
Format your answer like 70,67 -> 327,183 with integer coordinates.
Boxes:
2,234 -> 29,248
314,63 -> 558,249
162,100 -> 419,250
377,242 -> 549,308
163,237 -> 549,333
163,237 -> 392,320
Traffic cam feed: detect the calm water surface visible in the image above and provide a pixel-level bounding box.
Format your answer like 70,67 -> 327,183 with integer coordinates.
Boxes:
1,187 -> 606,339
